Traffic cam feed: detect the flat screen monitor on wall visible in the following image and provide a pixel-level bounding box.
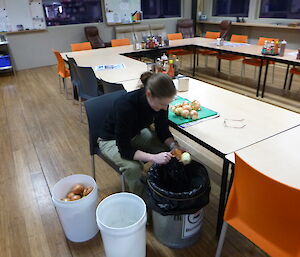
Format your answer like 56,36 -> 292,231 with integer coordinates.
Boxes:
43,0 -> 103,26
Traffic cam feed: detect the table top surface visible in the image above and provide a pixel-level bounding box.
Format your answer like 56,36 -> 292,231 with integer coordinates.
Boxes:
168,37 -> 300,64
62,46 -> 147,83
173,77 -> 300,156
62,37 -> 300,84
226,125 -> 300,189
121,77 -> 300,156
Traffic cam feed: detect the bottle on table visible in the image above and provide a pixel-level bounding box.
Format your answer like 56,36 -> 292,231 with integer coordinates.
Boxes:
279,40 -> 287,57
161,53 -> 168,71
168,59 -> 175,78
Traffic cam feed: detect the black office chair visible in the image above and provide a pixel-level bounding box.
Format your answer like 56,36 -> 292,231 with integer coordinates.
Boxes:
101,79 -> 125,94
84,91 -> 127,191
76,66 -> 102,122
67,56 -> 79,101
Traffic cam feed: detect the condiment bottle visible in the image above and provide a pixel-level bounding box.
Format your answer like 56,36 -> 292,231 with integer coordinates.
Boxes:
168,60 -> 175,78
280,40 -> 287,57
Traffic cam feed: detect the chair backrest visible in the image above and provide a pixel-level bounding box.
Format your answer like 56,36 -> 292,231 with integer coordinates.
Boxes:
84,26 -> 105,49
177,19 -> 194,38
219,20 -> 232,40
205,31 -> 221,39
66,56 -> 80,100
84,91 -> 127,155
101,80 -> 125,94
230,34 -> 248,43
71,42 -> 92,52
76,66 -> 99,99
52,49 -> 68,78
257,37 -> 279,45
66,56 -> 79,88
111,38 -> 131,47
225,154 -> 300,257
167,33 -> 183,40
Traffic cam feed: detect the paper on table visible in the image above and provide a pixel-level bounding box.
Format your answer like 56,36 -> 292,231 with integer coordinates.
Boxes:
95,63 -> 126,71
210,42 -> 250,47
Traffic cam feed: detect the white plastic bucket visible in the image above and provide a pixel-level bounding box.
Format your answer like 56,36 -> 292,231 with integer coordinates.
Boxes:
96,193 -> 147,257
52,174 -> 99,242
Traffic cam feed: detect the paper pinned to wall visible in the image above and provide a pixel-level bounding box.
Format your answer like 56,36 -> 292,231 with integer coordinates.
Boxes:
104,0 -> 141,25
0,0 -> 45,32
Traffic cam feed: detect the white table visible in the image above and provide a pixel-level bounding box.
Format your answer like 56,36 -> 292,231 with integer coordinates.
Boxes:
226,125 -> 300,190
62,46 -> 147,83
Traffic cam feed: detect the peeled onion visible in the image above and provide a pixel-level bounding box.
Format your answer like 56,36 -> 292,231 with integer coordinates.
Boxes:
175,107 -> 183,116
181,109 -> 190,118
180,152 -> 192,165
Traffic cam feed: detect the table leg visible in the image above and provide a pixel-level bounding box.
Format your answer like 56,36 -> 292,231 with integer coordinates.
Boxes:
217,58 -> 221,72
288,73 -> 294,91
217,159 -> 230,236
226,164 -> 235,203
283,64 -> 290,90
193,46 -> 196,76
256,59 -> 263,97
261,60 -> 269,98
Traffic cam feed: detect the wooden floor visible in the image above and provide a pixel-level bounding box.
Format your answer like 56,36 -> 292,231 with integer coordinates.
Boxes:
2,60 -> 295,257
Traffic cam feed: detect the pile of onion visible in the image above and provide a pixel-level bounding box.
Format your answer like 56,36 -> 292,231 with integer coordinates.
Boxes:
170,100 -> 201,120
61,184 -> 93,202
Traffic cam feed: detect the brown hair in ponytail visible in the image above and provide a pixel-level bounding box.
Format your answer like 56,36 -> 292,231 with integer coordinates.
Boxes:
139,72 -> 176,98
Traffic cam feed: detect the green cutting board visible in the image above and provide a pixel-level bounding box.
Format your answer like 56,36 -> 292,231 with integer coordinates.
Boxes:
168,96 -> 218,125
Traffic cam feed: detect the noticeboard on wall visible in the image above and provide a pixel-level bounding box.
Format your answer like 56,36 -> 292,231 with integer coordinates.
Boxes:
104,0 -> 142,25
0,0 -> 46,33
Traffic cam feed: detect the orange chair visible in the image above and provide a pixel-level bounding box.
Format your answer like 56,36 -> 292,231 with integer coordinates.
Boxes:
215,154 -> 300,257
166,33 -> 193,67
52,49 -> 70,98
111,38 -> 131,47
241,37 -> 278,82
71,42 -> 92,52
287,66 -> 300,91
197,31 -> 221,67
217,35 -> 248,77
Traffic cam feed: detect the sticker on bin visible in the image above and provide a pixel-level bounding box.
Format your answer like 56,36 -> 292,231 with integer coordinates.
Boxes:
182,209 -> 204,238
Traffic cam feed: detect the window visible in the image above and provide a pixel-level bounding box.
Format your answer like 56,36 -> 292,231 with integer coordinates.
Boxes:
42,0 -> 102,26
212,0 -> 249,17
141,0 -> 181,19
260,0 -> 300,19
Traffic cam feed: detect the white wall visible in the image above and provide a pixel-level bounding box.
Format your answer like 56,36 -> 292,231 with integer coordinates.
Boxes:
200,0 -> 300,49
7,0 -> 192,70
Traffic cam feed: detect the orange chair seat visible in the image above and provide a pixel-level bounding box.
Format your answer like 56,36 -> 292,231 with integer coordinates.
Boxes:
290,67 -> 300,75
197,49 -> 218,55
243,58 -> 275,66
217,53 -> 244,61
58,68 -> 70,78
167,49 -> 193,56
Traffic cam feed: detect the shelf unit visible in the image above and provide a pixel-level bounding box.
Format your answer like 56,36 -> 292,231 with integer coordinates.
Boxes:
0,35 -> 14,74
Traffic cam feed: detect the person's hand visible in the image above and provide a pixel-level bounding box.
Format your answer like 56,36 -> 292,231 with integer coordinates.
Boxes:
152,152 -> 173,164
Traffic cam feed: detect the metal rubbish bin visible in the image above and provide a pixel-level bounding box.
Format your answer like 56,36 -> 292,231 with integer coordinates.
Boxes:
152,209 -> 204,248
146,158 -> 210,248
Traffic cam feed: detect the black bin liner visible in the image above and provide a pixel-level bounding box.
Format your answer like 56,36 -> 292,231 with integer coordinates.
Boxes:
145,158 -> 211,216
